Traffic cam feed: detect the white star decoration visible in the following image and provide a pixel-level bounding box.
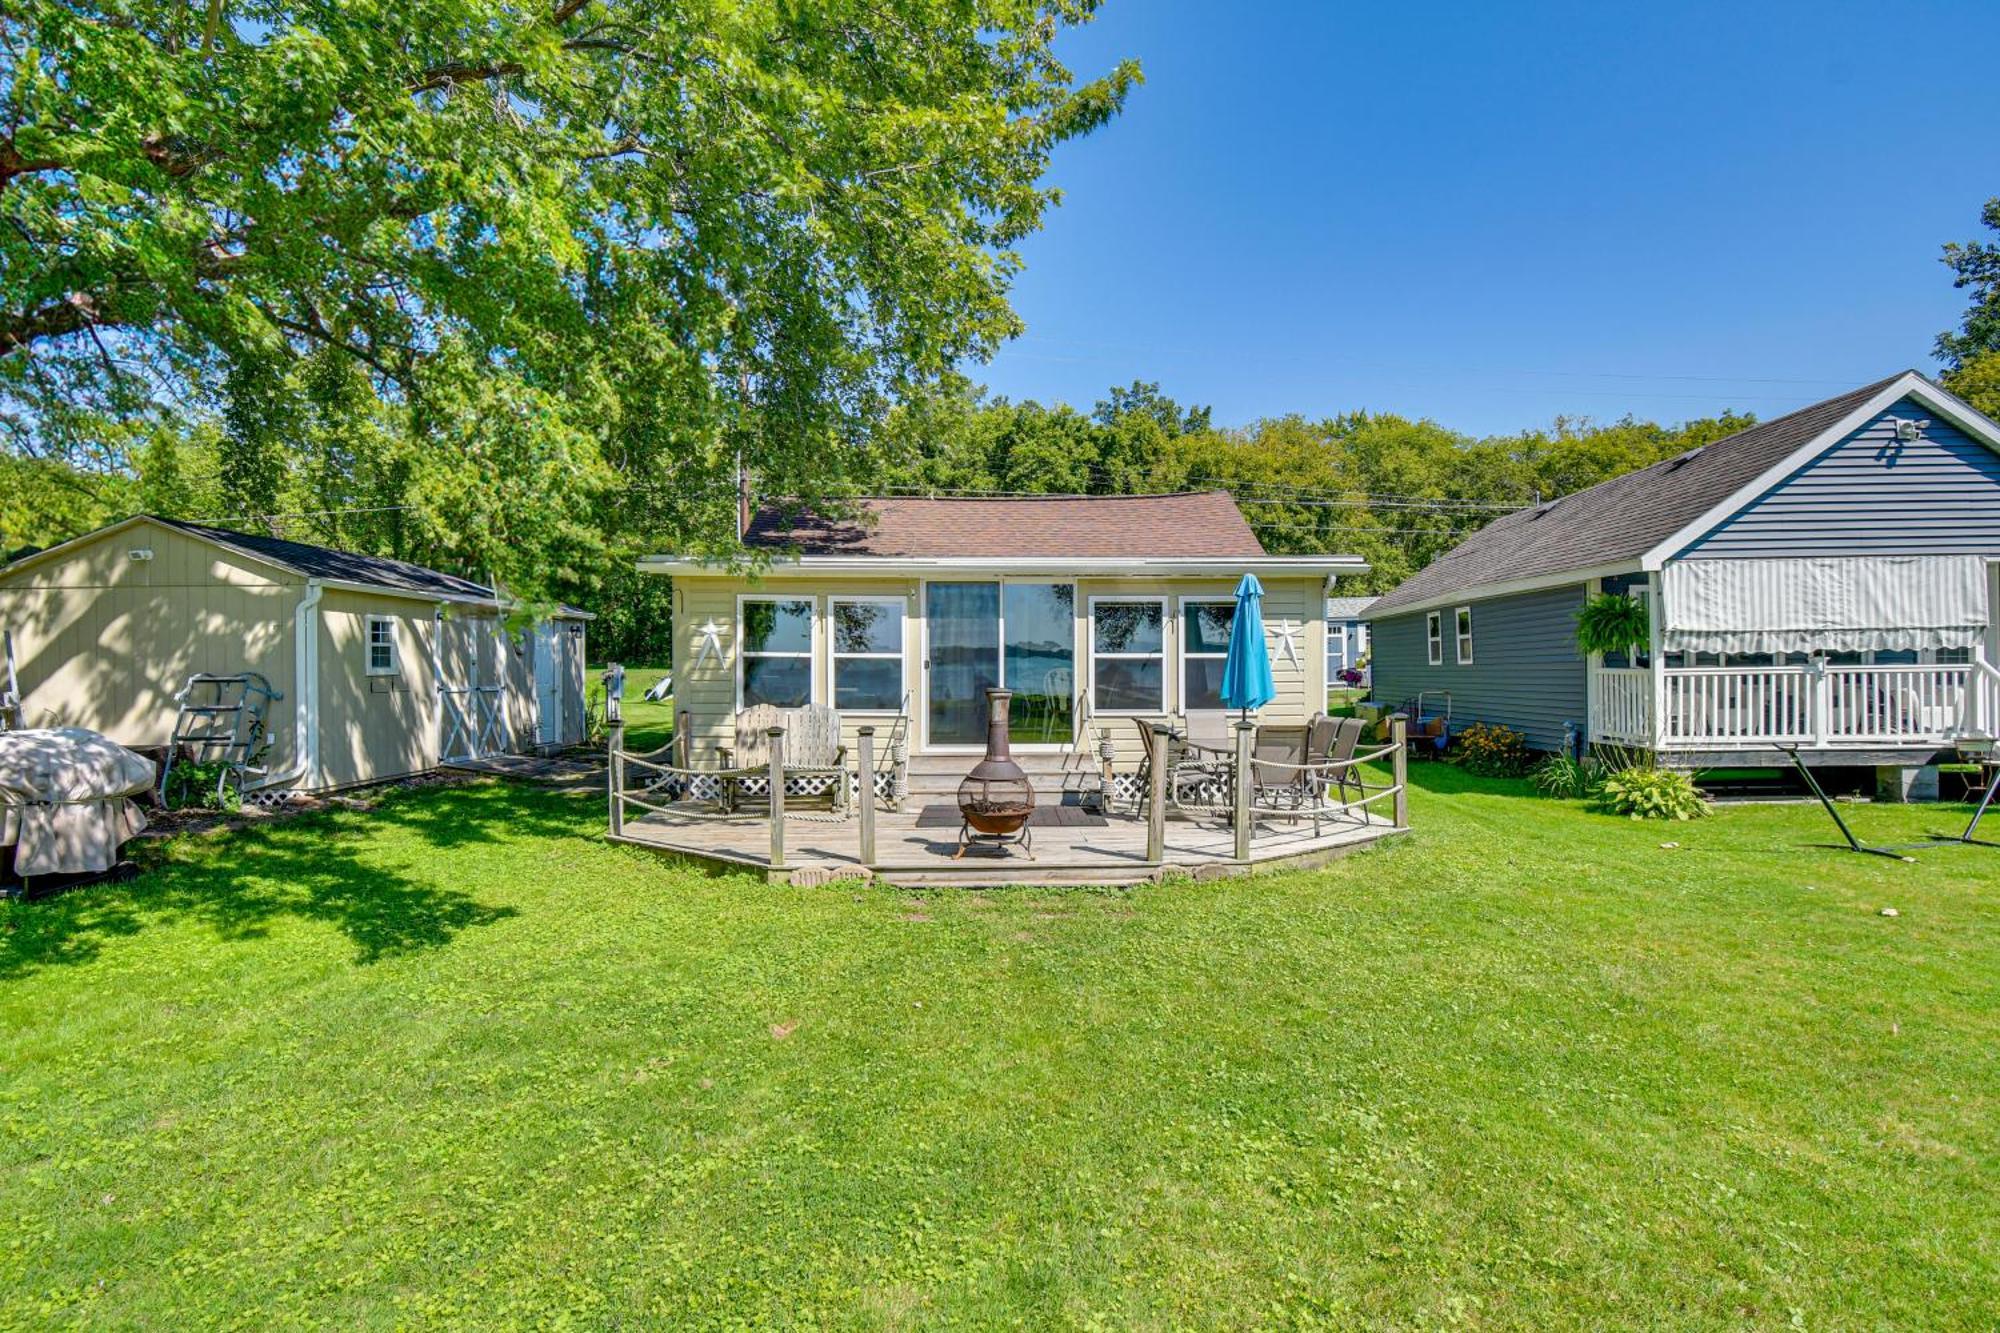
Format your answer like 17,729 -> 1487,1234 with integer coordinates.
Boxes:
1268,617 -> 1302,669
692,618 -> 725,669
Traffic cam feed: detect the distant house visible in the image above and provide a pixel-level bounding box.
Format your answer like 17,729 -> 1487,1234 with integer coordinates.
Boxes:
0,517 -> 592,792
640,493 -> 1366,773
1325,596 -> 1375,681
1367,371 -> 2000,787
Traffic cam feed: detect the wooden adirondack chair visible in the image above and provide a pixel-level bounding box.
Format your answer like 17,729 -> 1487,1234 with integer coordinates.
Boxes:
722,703 -> 850,813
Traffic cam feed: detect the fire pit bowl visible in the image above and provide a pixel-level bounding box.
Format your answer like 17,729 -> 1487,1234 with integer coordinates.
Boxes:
955,688 -> 1035,857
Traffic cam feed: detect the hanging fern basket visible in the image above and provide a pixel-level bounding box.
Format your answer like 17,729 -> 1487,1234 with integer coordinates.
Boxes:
1575,594 -> 1650,657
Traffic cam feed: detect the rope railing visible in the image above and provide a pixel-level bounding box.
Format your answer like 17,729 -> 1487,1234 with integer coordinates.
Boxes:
607,708 -> 1412,873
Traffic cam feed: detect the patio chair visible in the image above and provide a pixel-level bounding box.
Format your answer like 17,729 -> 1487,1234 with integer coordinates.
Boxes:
722,703 -> 850,814
1183,709 -> 1231,756
1133,718 -> 1234,819
1250,724 -> 1311,812
1307,714 -> 1367,807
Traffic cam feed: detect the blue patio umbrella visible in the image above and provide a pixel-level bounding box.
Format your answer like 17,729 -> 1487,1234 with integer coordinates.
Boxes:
1219,573 -> 1276,723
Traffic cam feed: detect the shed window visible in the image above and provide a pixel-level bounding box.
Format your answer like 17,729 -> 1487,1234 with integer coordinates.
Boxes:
739,597 -> 813,709
1455,606 -> 1474,665
1090,599 -> 1166,714
1181,600 -> 1235,711
830,598 -> 904,712
1426,611 -> 1443,666
366,616 -> 398,675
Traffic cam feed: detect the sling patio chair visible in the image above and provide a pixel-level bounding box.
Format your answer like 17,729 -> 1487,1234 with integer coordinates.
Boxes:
1249,723 -> 1312,812
1308,714 -> 1369,807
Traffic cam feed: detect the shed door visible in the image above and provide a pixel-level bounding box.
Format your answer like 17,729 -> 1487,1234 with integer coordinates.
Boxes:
533,624 -> 563,747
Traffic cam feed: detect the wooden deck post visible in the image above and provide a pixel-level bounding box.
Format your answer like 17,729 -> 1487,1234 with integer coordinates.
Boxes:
857,726 -> 877,866
1390,713 -> 1409,829
607,717 -> 626,838
767,725 -> 787,870
1146,723 -> 1170,863
1233,720 -> 1255,862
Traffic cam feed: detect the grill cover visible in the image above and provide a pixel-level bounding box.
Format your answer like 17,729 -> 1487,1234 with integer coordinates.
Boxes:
1,728 -> 155,876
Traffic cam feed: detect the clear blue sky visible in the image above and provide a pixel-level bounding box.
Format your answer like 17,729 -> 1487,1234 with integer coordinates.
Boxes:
976,0 -> 2000,436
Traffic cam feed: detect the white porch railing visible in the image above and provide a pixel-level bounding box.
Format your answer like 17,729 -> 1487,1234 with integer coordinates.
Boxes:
1590,668 -> 1653,744
1591,662 -> 1990,750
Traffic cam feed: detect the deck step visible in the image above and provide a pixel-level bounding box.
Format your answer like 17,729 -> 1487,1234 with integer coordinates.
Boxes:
902,753 -> 1086,796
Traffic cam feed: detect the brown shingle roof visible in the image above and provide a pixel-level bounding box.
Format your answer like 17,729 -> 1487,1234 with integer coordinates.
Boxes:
743,493 -> 1267,558
1369,373 -> 1914,615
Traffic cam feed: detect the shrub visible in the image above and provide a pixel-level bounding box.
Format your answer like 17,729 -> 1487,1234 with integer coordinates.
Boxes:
1452,721 -> 1532,777
1530,753 -> 1592,799
1594,766 -> 1710,821
161,759 -> 242,813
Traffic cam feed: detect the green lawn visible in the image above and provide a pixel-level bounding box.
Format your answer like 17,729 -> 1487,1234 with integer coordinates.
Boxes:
2,763 -> 1995,1327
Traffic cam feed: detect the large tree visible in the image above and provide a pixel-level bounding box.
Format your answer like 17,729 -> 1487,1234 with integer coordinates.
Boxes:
1,1 -> 1136,592
1938,198 -> 2000,370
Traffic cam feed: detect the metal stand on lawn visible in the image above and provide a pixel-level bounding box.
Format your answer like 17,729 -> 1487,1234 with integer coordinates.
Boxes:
1930,750 -> 2000,848
157,672 -> 283,806
1777,744 -> 1919,861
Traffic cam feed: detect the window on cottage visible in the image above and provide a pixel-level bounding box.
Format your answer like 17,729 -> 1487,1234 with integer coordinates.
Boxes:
830,598 -> 904,712
1182,600 -> 1235,711
1091,599 -> 1166,713
1455,606 -> 1474,665
740,598 -> 813,709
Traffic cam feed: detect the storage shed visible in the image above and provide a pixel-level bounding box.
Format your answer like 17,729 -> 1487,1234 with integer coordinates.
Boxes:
0,516 -> 592,794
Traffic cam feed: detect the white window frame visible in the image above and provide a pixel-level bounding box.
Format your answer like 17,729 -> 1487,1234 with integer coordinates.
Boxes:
735,594 -> 817,712
1088,595 -> 1168,716
1454,606 -> 1474,665
828,595 -> 905,715
365,614 -> 399,676
1328,620 -> 1347,674
1426,610 -> 1444,666
1179,596 -> 1236,714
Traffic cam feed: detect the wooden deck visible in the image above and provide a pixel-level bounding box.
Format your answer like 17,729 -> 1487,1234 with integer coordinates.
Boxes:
610,802 -> 1404,887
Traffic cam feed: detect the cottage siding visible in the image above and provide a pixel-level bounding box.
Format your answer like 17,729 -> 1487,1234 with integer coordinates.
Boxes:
670,573 -> 1327,766
0,521 -> 301,761
1682,399 -> 2000,558
1368,584 -> 1588,751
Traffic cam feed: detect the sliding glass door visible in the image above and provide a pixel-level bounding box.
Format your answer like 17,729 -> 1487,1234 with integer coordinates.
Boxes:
925,582 -> 1001,746
923,581 -> 1076,748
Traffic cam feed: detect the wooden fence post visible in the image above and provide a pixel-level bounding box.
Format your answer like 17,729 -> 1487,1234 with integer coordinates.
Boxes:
767,725 -> 786,870
857,726 -> 877,866
1233,720 -> 1254,862
607,718 -> 626,837
1146,723 -> 1170,864
1390,713 -> 1409,829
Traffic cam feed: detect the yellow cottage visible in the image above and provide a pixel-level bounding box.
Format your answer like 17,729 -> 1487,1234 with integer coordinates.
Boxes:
643,493 -> 1367,796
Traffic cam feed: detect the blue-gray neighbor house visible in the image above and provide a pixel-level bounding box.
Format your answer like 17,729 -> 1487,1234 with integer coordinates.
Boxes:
1326,596 -> 1375,681
1366,371 -> 2000,786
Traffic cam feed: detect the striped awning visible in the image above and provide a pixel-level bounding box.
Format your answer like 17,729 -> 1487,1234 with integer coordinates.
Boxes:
1661,556 -> 1991,655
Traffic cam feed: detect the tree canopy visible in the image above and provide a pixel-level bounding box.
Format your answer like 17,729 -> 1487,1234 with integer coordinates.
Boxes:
874,379 -> 1754,595
2,0 -> 1138,597
1938,198 -> 2000,370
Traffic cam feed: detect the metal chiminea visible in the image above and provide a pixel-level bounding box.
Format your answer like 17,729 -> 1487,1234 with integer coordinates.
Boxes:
955,687 -> 1036,858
